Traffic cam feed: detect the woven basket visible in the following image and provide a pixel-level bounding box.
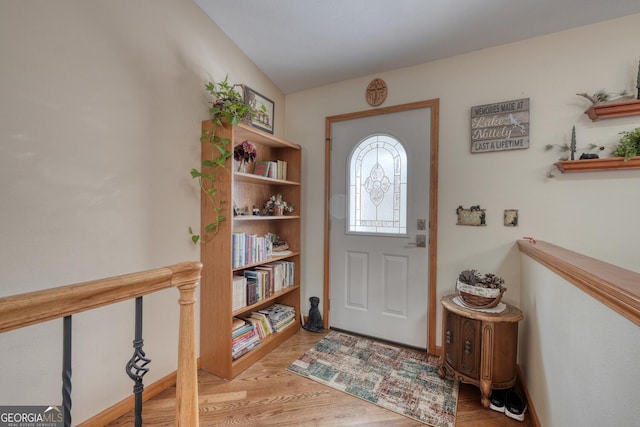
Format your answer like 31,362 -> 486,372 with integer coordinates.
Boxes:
456,280 -> 506,309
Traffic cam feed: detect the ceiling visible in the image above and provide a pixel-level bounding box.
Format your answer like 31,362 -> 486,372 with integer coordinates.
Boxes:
194,0 -> 640,94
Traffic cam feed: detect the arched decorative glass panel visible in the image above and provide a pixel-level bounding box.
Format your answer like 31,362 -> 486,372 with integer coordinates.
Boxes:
348,134 -> 407,235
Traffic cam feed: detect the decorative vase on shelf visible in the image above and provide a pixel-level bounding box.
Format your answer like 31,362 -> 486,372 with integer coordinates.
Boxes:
237,159 -> 247,173
275,206 -> 284,216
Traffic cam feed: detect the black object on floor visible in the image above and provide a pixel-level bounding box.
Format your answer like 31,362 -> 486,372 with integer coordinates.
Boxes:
489,388 -> 506,413
505,389 -> 528,422
303,296 -> 325,333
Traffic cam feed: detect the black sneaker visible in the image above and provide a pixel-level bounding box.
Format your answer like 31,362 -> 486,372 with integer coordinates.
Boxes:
489,388 -> 506,413
505,389 -> 528,421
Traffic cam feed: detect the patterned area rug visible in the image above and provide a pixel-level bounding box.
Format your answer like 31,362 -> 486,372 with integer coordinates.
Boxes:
287,331 -> 458,427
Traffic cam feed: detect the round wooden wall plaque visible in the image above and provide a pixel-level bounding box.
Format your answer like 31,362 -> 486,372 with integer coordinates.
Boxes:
366,78 -> 387,106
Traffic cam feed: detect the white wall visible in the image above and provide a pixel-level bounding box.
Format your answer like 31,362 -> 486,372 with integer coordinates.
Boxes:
519,255 -> 640,427
2,2 -> 638,423
0,1 -> 284,423
286,13 -> 640,337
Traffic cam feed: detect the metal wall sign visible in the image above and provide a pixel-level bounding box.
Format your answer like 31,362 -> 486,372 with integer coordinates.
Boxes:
470,98 -> 529,153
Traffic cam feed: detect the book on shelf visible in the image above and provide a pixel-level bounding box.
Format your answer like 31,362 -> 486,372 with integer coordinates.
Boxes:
277,160 -> 287,180
232,233 -> 270,268
231,320 -> 254,339
252,160 -> 271,177
266,160 -> 287,180
258,304 -> 296,333
232,275 -> 247,311
232,340 -> 260,360
229,305 -> 296,361
246,279 -> 258,306
231,317 -> 261,360
233,262 -> 295,312
253,265 -> 275,297
245,316 -> 268,339
244,269 -> 268,300
232,316 -> 246,331
255,261 -> 295,294
246,312 -> 274,338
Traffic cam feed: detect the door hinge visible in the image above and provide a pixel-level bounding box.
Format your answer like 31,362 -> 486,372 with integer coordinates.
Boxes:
328,298 -> 330,311
326,137 -> 332,150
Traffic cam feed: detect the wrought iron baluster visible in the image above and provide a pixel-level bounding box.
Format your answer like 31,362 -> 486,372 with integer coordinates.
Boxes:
126,296 -> 150,427
62,315 -> 72,427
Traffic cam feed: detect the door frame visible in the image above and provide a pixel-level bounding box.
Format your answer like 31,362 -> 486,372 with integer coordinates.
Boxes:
323,99 -> 440,355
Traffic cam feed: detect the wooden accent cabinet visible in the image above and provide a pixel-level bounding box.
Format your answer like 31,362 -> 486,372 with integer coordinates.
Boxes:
438,294 -> 523,408
199,120 -> 302,380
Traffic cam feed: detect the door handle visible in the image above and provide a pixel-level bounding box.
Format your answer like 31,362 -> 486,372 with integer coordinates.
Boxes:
406,234 -> 426,248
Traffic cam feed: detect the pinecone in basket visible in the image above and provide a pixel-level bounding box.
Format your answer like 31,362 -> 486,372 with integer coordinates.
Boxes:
458,269 -> 481,285
481,273 -> 505,289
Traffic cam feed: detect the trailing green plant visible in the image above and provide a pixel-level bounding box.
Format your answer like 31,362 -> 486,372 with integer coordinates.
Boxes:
205,77 -> 255,126
189,76 -> 259,244
612,127 -> 640,161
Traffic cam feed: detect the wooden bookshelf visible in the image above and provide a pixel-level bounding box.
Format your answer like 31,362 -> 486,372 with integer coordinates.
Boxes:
199,120 -> 302,379
554,156 -> 640,173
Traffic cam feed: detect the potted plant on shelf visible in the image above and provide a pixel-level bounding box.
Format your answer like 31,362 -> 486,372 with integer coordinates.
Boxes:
456,269 -> 506,309
189,76 -> 260,244
612,127 -> 640,161
264,193 -> 294,216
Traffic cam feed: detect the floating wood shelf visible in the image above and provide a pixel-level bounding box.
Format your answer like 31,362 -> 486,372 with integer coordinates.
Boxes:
584,99 -> 640,121
555,156 -> 640,173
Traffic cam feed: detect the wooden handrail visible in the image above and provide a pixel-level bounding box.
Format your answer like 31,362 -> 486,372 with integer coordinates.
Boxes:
0,261 -> 202,426
517,240 -> 640,326
0,261 -> 201,333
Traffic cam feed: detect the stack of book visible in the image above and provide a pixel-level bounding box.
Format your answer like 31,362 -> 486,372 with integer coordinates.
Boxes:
231,317 -> 261,360
258,304 -> 296,333
252,261 -> 295,296
245,312 -> 274,339
252,160 -> 288,181
232,233 -> 272,268
232,262 -> 296,311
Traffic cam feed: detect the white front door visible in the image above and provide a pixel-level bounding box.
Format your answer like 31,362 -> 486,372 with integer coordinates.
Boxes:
329,107 -> 431,349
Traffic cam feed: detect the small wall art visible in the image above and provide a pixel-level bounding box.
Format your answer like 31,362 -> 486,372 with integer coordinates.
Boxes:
470,98 -> 529,153
456,205 -> 486,226
504,209 -> 518,227
244,86 -> 274,134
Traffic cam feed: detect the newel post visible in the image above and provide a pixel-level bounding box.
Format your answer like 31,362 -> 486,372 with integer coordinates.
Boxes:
171,262 -> 202,427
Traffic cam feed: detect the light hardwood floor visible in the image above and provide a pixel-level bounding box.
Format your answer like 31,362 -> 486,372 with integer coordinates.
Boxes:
109,329 -> 532,426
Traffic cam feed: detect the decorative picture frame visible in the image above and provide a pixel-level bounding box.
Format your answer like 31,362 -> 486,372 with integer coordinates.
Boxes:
244,86 -> 274,134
